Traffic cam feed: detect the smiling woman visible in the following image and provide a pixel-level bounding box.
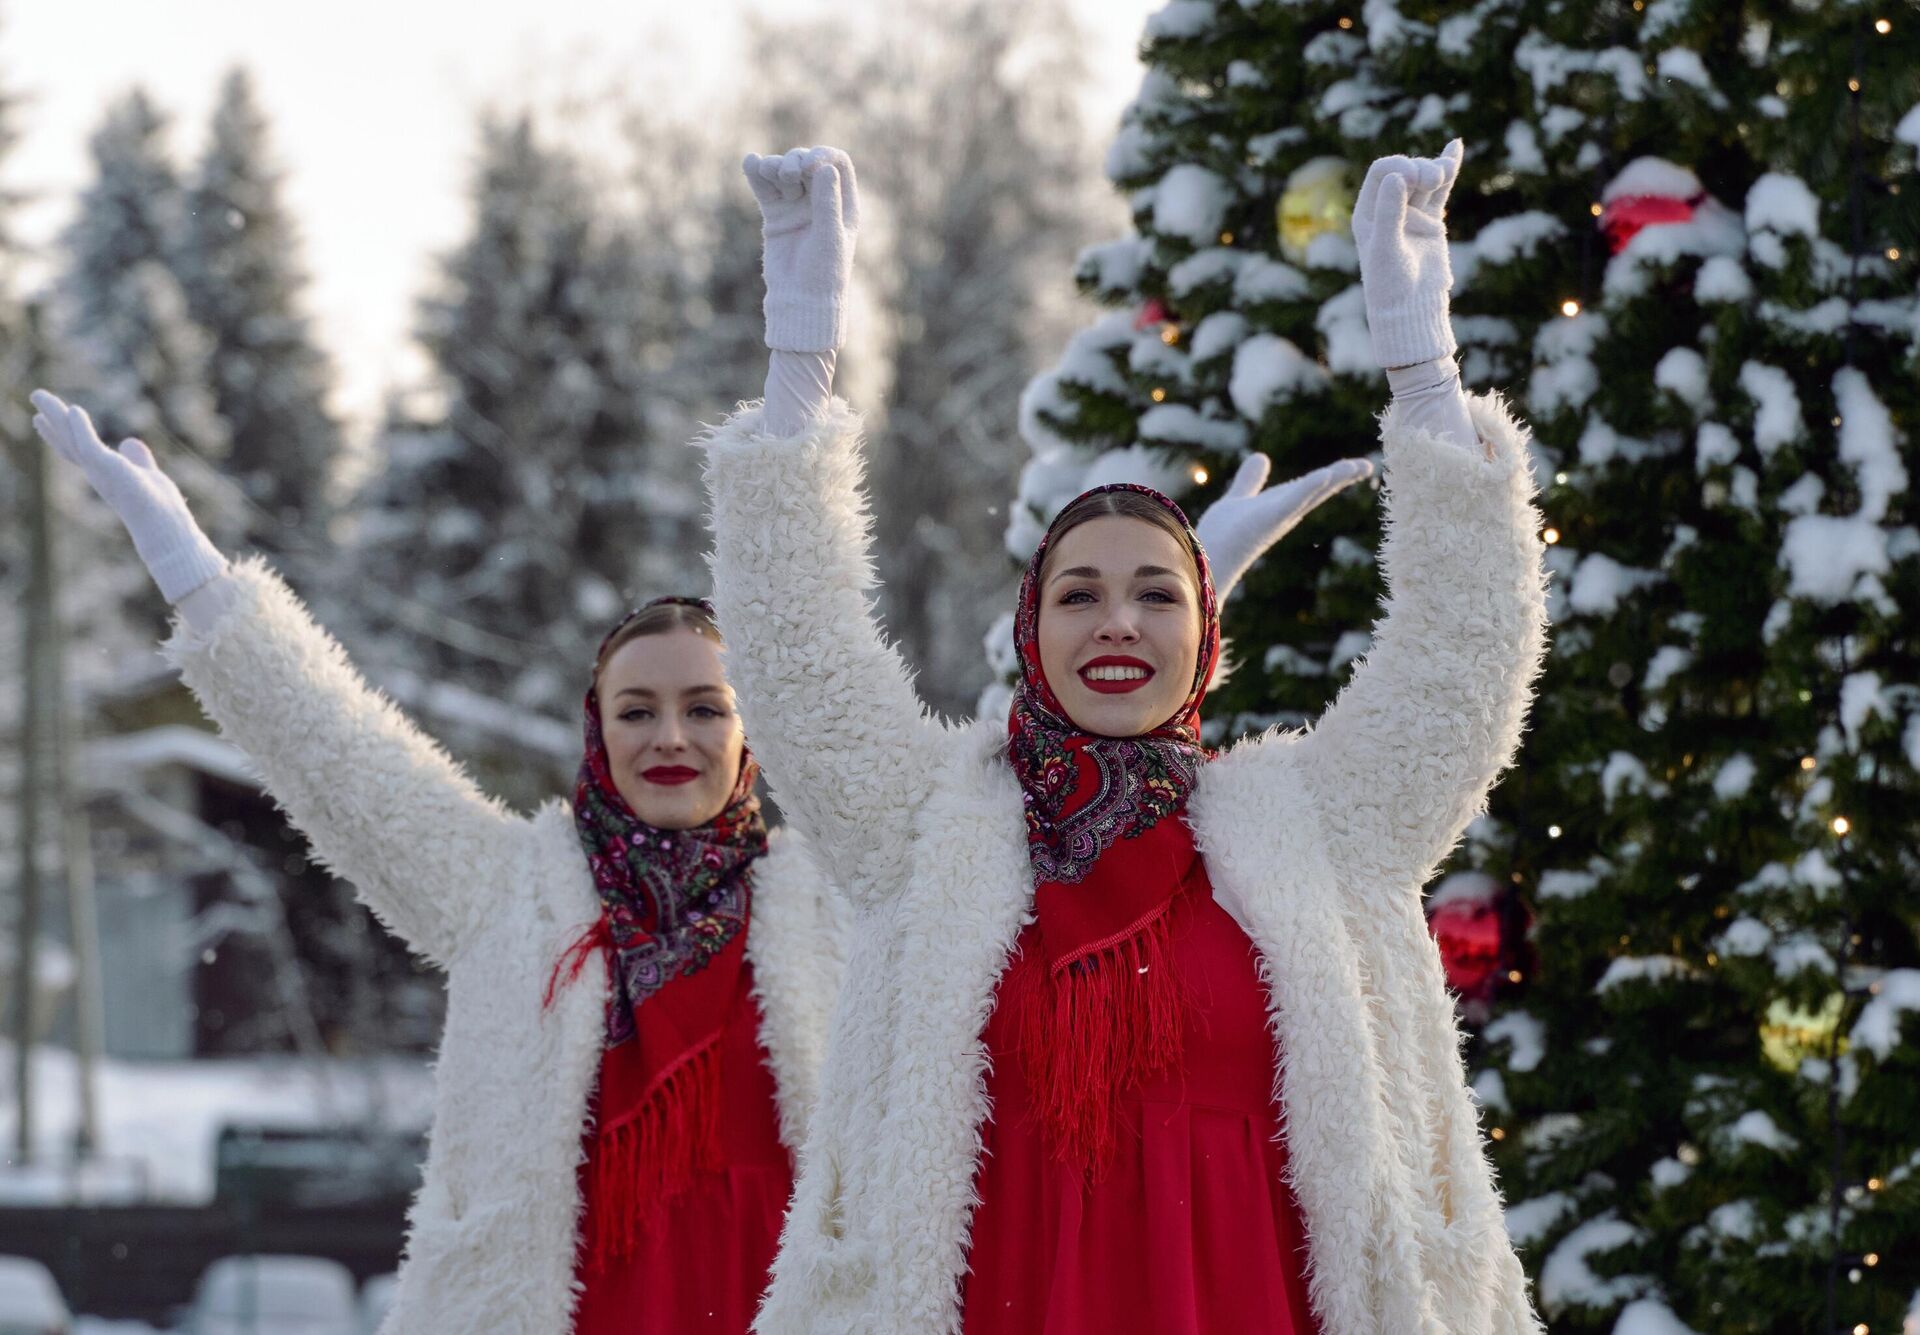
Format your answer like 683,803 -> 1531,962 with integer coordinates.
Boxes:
1033,489 -> 1207,739
592,599 -> 747,830
705,141 -> 1548,1334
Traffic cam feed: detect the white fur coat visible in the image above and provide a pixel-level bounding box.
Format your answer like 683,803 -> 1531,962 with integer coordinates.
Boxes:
702,392 -> 1550,1335
163,560 -> 845,1335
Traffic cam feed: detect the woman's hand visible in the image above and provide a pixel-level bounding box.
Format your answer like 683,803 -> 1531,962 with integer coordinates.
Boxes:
30,388 -> 226,603
1352,139 -> 1462,371
742,146 -> 860,353
1196,453 -> 1376,600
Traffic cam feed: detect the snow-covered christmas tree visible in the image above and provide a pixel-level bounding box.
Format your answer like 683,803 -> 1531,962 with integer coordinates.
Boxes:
176,68 -> 343,562
1459,9 -> 1920,1334
1012,1 -> 1919,1329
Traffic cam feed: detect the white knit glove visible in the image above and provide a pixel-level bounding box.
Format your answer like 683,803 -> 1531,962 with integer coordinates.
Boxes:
743,146 -> 859,353
1353,139 -> 1463,370
30,389 -> 227,603
1196,453 -> 1376,601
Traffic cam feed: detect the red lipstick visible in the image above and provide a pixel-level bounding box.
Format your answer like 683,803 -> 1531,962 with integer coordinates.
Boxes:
641,766 -> 700,786
1077,654 -> 1155,695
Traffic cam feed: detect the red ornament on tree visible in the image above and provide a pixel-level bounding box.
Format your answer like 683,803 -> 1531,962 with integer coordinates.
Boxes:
1133,297 -> 1172,330
1596,157 -> 1709,255
1425,872 -> 1511,1012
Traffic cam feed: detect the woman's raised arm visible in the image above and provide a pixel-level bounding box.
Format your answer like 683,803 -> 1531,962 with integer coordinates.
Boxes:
1284,144 -> 1550,900
32,392 -> 525,966
701,149 -> 946,909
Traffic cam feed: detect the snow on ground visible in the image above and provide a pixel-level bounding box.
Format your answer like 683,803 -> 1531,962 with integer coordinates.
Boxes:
0,1043 -> 432,1204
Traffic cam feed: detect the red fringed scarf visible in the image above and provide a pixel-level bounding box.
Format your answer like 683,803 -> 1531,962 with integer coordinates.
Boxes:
1005,484 -> 1221,1176
548,598 -> 768,1270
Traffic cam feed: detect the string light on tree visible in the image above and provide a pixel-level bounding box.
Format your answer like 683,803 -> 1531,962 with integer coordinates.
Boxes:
1560,299 -> 1581,317
1191,466 -> 1209,485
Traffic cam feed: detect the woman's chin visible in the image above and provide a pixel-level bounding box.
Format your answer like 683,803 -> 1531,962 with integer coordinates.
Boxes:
622,787 -> 720,830
1058,689 -> 1180,739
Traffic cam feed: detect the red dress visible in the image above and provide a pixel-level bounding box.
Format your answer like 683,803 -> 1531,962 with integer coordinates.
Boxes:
962,880 -> 1322,1335
571,962 -> 793,1334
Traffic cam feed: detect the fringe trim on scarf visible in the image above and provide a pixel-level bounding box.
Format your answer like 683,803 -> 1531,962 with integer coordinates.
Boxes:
545,917 -> 613,1010
583,1036 -> 725,1271
1012,897 -> 1191,1179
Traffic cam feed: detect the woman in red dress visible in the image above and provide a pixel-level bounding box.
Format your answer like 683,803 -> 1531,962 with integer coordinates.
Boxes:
29,384 -> 842,1335
706,140 -> 1547,1334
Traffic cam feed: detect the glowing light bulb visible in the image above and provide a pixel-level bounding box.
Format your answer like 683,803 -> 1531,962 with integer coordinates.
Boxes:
1507,969 -> 1523,983
1489,1126 -> 1506,1140
1588,203 -> 1603,217
1867,1177 -> 1882,1191
1191,466 -> 1210,485
1875,18 -> 1891,33
1849,78 -> 1862,92
1161,325 -> 1181,345
1542,527 -> 1561,544
1832,816 -> 1851,835
1888,247 -> 1901,261
1337,15 -> 1353,28
1865,1252 -> 1879,1266
1560,299 -> 1581,317
1800,756 -> 1817,771
1219,231 -> 1235,245
1706,952 -> 1719,966
1150,387 -> 1167,402
1548,824 -> 1563,838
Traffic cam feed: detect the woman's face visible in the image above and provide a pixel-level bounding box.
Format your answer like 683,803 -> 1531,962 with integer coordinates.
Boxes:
1035,514 -> 1204,737
595,630 -> 747,830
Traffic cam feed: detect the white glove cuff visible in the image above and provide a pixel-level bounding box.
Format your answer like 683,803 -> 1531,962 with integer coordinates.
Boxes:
764,295 -> 846,354
146,527 -> 229,605
1369,293 -> 1457,371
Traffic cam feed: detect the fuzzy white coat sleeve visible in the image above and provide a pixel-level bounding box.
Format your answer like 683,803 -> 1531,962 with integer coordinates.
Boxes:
701,400 -> 944,908
162,557 -> 527,965
1291,389 -> 1549,902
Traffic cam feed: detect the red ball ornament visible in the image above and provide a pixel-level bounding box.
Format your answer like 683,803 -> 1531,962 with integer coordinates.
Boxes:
1133,297 -> 1172,330
1599,192 -> 1702,254
1425,873 -> 1508,1005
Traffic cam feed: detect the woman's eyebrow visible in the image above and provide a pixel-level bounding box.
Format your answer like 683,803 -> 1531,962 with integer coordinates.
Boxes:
1048,564 -> 1103,584
1134,564 -> 1181,579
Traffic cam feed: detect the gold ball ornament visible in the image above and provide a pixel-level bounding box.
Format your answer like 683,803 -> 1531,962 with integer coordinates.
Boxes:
1277,157 -> 1357,264
1759,993 -> 1847,1073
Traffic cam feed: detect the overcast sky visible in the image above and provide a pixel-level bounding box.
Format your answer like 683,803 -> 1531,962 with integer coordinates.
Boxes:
11,0 -> 1162,433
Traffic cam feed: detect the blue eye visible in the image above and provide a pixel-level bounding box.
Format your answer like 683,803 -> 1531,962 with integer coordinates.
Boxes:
1059,589 -> 1096,605
619,708 -> 653,723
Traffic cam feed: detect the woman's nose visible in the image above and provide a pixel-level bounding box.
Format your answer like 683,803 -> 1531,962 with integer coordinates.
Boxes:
652,719 -> 689,751
1095,613 -> 1141,644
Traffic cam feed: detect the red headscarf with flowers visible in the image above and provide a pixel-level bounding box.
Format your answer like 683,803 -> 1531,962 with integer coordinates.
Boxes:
1004,484 -> 1221,1173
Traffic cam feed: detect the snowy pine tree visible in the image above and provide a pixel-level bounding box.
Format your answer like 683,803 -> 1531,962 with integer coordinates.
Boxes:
349,112 -> 694,731
1457,9 -> 1920,1334
1013,2 -> 1920,1329
177,68 -> 343,560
